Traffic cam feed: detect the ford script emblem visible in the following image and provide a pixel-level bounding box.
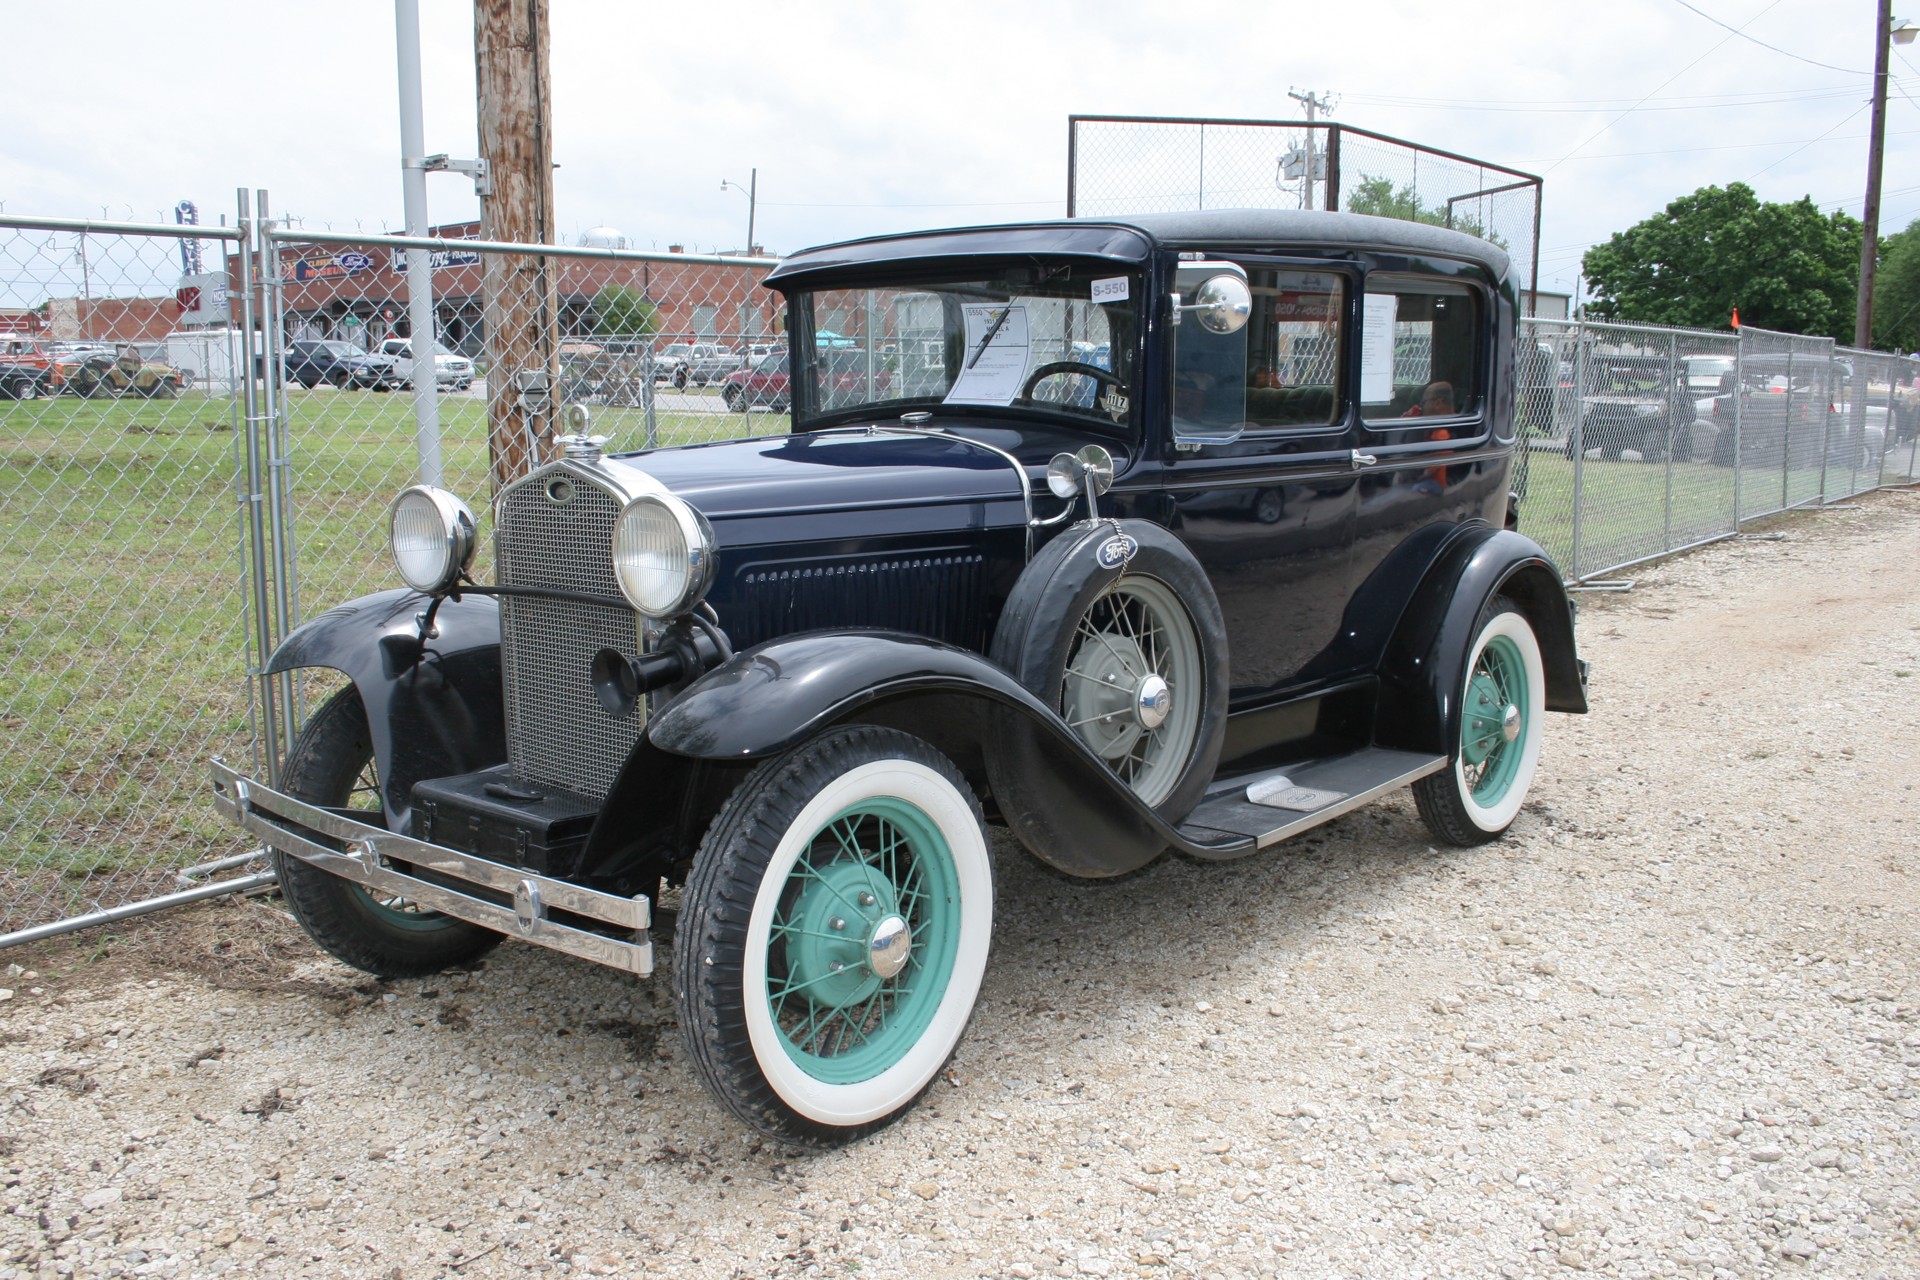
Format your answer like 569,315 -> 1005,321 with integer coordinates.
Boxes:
1096,534 -> 1136,570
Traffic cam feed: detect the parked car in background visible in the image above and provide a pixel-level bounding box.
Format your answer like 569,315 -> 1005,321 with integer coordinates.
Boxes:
1894,371 -> 1920,442
214,208 -> 1587,1147
284,340 -> 394,390
656,341 -> 741,389
721,349 -> 789,411
1707,354 -> 1838,469
1682,354 -> 1734,397
59,348 -> 186,398
0,335 -> 59,400
1565,352 -> 1692,461
378,338 -> 475,390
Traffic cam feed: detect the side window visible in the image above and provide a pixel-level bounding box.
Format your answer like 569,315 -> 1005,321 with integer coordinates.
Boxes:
1360,277 -> 1482,426
1245,269 -> 1345,429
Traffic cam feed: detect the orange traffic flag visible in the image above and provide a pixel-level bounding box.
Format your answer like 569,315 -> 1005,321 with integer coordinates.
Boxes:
1731,307 -> 1741,329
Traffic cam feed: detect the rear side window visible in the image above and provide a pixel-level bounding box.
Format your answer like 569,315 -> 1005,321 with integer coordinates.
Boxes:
1360,277 -> 1482,425
1245,269 -> 1345,429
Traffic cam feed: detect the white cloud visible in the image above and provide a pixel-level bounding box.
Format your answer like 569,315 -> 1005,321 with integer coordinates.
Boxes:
1,0 -> 1910,298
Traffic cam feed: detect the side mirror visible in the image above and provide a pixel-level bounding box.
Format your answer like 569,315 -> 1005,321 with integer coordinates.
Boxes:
1177,273 -> 1253,335
1046,444 -> 1116,519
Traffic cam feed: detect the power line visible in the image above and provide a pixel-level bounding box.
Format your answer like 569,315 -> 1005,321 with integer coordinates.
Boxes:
1543,0 -> 1787,175
1667,0 -> 1866,75
1517,125 -> 1920,164
1748,101 -> 1870,181
1347,88 -> 1862,114
1347,83 -> 1861,108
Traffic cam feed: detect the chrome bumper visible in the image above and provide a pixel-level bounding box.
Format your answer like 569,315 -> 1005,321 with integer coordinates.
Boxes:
209,759 -> 653,976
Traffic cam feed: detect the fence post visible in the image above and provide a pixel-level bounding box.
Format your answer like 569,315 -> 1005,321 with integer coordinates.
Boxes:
1663,330 -> 1676,553
1780,344 -> 1793,510
1569,319 -> 1588,579
234,189 -> 282,786
1732,329 -> 1745,526
256,192 -> 299,759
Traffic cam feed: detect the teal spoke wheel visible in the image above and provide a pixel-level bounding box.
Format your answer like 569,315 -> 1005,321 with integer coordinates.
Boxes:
1414,596 -> 1546,846
271,689 -> 502,977
675,726 -> 992,1146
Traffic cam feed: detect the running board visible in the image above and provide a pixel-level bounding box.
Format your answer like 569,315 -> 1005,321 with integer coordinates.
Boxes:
1176,748 -> 1449,857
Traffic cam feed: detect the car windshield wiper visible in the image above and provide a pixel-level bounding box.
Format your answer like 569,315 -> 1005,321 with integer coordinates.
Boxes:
967,306 -> 1013,371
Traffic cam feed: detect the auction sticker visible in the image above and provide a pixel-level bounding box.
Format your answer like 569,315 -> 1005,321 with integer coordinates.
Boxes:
1090,276 -> 1130,304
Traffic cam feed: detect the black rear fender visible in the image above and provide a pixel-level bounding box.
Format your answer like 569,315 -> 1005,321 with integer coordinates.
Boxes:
264,588 -> 505,832
1374,528 -> 1587,755
581,631 -> 1190,882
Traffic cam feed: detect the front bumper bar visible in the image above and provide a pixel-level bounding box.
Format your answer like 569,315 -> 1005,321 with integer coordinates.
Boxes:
210,759 -> 653,976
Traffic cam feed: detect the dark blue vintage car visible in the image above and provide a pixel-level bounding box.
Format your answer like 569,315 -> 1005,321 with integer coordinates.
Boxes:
213,209 -> 1587,1145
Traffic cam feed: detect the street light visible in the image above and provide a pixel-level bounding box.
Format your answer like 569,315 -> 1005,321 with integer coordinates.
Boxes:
1856,7 -> 1919,348
720,169 -> 757,257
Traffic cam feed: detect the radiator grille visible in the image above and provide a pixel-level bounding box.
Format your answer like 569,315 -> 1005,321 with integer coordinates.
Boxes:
735,554 -> 988,652
495,473 -> 642,800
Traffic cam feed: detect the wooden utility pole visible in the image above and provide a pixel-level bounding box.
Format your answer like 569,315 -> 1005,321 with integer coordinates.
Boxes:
475,0 -> 558,493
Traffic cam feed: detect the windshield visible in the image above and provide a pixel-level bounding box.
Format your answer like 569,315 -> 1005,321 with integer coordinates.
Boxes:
788,262 -> 1140,427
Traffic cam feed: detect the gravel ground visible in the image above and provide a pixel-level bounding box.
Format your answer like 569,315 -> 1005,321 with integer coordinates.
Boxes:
4,490 -> 1919,1280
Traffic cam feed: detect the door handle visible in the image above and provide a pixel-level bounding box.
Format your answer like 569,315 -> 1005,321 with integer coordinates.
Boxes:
1350,450 -> 1379,469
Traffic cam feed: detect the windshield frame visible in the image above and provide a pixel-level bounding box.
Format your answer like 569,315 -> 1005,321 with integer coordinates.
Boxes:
783,256 -> 1146,439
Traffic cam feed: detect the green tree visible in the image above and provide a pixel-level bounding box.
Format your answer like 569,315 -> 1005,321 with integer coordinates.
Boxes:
1580,183 -> 1862,341
1347,174 -> 1501,245
590,285 -> 659,339
1871,217 -> 1920,353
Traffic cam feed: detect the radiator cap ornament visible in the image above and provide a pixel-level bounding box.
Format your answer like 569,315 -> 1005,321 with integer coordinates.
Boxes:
557,404 -> 608,460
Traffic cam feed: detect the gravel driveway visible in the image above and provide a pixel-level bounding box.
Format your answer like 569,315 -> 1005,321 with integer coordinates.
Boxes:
4,491 -> 1918,1280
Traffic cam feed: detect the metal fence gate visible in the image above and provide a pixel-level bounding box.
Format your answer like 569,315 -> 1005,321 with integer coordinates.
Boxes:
0,206 -> 271,939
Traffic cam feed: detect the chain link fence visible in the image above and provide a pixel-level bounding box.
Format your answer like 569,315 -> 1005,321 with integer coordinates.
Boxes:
1517,317 -> 1920,582
1068,116 -> 1542,315
261,229 -> 783,644
4,195 -> 1919,941
0,213 -> 263,935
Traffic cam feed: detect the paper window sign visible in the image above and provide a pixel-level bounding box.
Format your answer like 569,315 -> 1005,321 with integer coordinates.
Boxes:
1090,277 -> 1130,304
1360,293 -> 1398,406
943,303 -> 1032,406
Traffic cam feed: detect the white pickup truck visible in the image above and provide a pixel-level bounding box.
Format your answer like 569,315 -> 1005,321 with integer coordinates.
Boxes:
651,341 -> 740,389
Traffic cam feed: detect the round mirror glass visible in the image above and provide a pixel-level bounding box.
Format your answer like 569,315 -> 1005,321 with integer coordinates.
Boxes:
564,403 -> 592,433
1046,453 -> 1081,499
1192,274 -> 1252,335
1075,443 -> 1114,496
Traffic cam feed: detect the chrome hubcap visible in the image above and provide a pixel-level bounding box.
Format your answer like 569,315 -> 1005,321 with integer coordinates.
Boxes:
1135,674 -> 1171,730
1501,704 -> 1521,743
867,915 -> 912,979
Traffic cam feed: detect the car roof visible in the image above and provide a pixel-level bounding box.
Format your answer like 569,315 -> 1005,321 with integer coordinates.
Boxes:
768,209 -> 1511,287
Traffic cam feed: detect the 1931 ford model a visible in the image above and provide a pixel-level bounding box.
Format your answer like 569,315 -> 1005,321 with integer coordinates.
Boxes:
212,210 -> 1587,1145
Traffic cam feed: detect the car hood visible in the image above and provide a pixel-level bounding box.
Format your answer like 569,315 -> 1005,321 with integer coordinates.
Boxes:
603,430 -> 1027,527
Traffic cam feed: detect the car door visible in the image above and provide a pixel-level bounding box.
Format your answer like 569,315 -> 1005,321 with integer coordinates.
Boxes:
1350,260 -> 1508,594
1144,260 -> 1364,699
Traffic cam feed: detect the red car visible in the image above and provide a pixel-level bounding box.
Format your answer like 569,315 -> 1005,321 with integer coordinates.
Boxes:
0,335 -> 59,400
722,348 -> 894,413
722,350 -> 790,412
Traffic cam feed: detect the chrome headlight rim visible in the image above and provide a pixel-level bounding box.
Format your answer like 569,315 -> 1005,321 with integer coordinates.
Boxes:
611,493 -> 716,618
388,485 -> 478,595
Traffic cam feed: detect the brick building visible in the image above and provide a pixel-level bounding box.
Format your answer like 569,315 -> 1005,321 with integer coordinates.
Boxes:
238,222 -> 780,356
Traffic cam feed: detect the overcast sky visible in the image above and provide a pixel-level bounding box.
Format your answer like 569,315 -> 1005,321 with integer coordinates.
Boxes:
3,0 -> 1914,302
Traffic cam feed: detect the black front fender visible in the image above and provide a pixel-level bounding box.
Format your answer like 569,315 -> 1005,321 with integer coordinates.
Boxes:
1374,528 -> 1587,755
265,588 -> 505,832
584,631 -> 1232,882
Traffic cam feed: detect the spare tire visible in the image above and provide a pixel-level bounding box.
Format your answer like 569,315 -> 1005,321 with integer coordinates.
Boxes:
988,519 -> 1228,822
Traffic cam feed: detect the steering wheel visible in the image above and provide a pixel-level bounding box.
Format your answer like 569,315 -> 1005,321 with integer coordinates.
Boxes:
1017,361 -> 1125,403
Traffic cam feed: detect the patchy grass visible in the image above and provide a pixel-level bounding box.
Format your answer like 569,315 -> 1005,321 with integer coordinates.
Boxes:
0,386 -> 765,927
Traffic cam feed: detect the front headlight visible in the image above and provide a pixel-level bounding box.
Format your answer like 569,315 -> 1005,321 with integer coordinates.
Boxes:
611,494 -> 715,617
389,485 -> 477,594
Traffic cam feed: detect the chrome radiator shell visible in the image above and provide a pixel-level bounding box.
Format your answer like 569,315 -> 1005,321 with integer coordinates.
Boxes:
493,462 -> 651,801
